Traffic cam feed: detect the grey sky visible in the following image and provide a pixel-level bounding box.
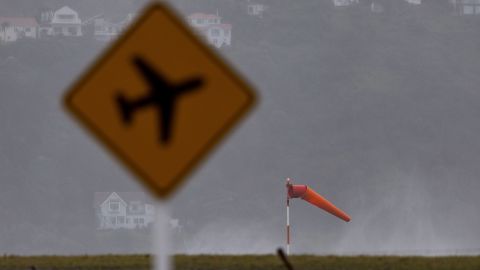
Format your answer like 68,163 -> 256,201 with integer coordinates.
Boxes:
1,0 -> 480,255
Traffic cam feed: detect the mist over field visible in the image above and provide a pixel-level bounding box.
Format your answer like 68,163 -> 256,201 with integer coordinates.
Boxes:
1,0 -> 480,255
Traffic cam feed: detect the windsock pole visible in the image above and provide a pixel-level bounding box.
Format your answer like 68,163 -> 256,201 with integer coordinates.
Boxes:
286,178 -> 291,255
285,177 -> 350,256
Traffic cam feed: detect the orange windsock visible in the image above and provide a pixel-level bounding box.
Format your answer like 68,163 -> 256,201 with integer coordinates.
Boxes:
287,182 -> 351,222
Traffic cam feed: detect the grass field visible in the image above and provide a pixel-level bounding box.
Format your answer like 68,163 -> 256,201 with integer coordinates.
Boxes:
1,254 -> 480,270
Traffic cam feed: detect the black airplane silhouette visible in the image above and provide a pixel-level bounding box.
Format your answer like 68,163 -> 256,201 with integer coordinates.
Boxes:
116,56 -> 204,144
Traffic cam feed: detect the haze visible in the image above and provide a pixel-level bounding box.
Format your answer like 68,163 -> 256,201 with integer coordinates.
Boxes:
1,0 -> 480,256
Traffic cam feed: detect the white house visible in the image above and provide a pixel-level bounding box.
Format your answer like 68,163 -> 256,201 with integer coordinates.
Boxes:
199,23 -> 232,48
93,14 -> 135,41
0,17 -> 38,43
404,0 -> 422,4
38,11 -> 54,38
187,13 -> 232,48
333,0 -> 359,7
451,0 -> 480,15
247,1 -> 267,17
188,13 -> 221,27
95,192 -> 155,230
48,6 -> 82,37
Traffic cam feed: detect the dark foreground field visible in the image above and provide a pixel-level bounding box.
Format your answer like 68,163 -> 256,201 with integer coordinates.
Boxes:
1,255 -> 480,270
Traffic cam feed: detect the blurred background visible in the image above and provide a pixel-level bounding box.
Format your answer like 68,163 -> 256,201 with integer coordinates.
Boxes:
1,0 -> 480,256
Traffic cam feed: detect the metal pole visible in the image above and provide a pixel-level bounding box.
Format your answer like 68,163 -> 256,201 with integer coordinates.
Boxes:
286,178 -> 291,255
287,196 -> 290,255
154,202 -> 171,270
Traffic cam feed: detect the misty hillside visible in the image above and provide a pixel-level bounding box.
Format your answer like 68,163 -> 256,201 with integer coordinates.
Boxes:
1,0 -> 480,255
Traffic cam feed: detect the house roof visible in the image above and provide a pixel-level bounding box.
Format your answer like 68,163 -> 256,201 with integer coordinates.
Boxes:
188,13 -> 221,20
196,23 -> 232,31
94,18 -> 122,28
94,192 -> 152,207
126,201 -> 153,215
0,17 -> 38,27
52,6 -> 81,24
94,13 -> 134,27
55,6 -> 79,16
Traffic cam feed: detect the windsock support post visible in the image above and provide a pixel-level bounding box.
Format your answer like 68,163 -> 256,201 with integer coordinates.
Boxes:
286,178 -> 291,255
284,177 -> 351,256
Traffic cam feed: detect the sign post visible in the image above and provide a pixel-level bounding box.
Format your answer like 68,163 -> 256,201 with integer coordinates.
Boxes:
154,201 -> 172,270
63,3 -> 257,270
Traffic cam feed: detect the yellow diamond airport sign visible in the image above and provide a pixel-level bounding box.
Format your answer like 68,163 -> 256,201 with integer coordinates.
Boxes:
64,3 -> 256,199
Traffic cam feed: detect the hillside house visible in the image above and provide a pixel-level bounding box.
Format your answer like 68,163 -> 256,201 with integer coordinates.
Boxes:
404,0 -> 421,4
333,0 -> 359,7
0,17 -> 38,43
93,14 -> 135,41
38,11 -> 54,38
47,6 -> 82,37
95,192 -> 155,230
187,13 -> 232,48
451,0 -> 480,15
247,1 -> 267,17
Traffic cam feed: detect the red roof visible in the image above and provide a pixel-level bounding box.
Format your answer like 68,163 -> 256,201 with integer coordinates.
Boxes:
188,13 -> 221,19
0,17 -> 38,27
197,23 -> 232,31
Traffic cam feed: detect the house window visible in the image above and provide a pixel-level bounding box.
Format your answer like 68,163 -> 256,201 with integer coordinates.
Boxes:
211,29 -> 221,37
130,201 -> 143,213
110,217 -> 116,225
109,201 -> 119,211
464,5 -> 474,14
475,5 -> 480,13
